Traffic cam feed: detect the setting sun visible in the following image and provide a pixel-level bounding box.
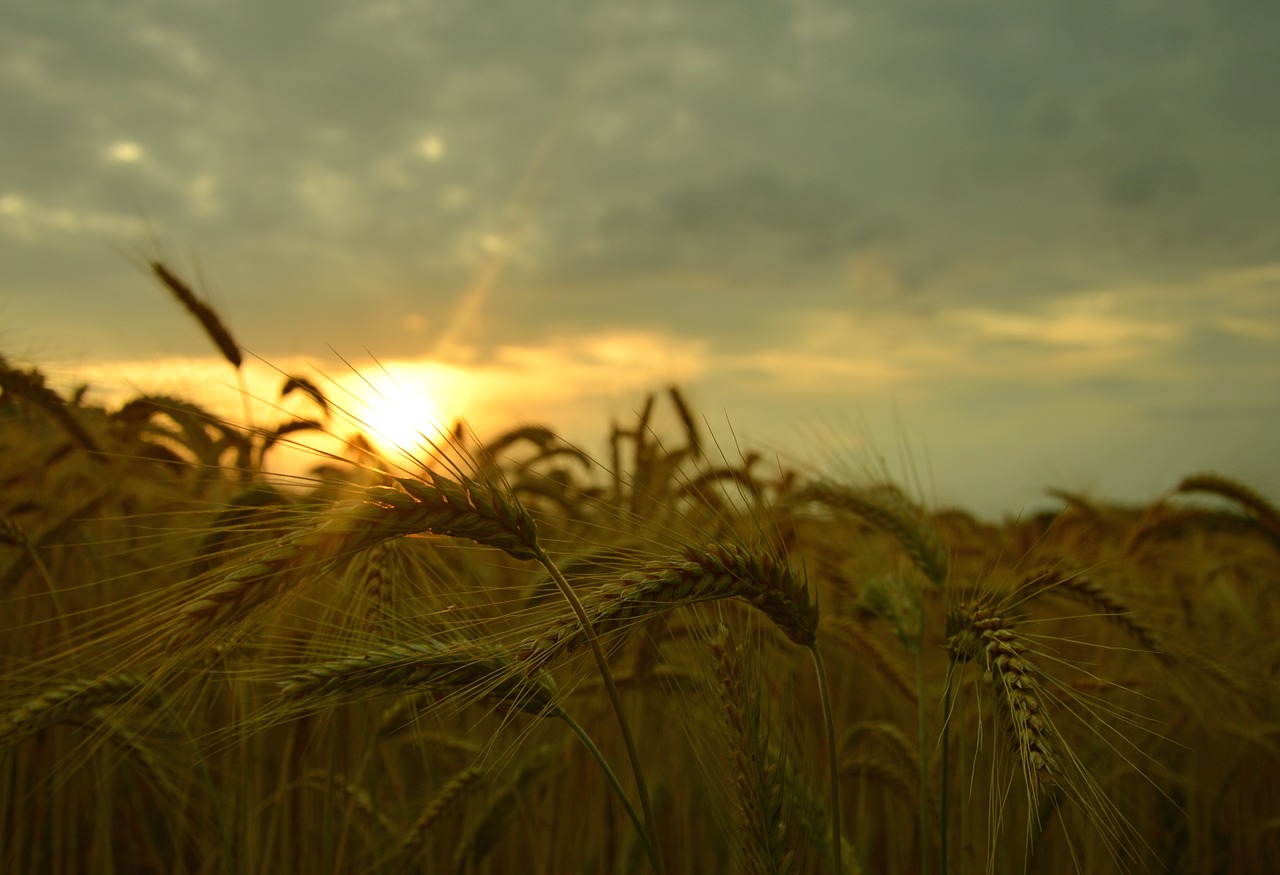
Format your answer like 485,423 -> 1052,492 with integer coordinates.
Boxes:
336,361 -> 464,457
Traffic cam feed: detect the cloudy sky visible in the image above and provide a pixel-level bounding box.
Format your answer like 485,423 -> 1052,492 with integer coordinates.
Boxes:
3,0 -> 1278,516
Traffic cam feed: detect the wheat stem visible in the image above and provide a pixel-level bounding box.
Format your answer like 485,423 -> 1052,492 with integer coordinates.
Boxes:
809,644 -> 843,875
534,547 -> 666,875
557,709 -> 656,870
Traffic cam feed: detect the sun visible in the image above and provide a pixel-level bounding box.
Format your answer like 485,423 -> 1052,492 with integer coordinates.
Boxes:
340,361 -> 463,457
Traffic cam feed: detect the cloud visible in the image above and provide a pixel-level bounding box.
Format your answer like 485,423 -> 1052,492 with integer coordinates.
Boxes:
4,0 -> 1280,514
947,295 -> 1181,349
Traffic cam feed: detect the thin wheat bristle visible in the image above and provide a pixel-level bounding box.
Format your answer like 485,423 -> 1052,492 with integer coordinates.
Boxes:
1017,567 -> 1173,665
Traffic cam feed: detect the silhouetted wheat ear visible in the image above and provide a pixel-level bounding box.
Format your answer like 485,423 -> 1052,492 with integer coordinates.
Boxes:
279,639 -> 561,718
339,538 -> 410,630
0,516 -> 26,547
519,543 -> 817,669
151,260 -> 243,368
0,357 -> 100,452
947,599 -> 1059,807
168,474 -> 540,647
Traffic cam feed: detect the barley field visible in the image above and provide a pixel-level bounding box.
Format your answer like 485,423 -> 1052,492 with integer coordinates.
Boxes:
1,267 -> 1277,874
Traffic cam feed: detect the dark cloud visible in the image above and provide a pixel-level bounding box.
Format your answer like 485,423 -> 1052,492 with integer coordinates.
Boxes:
565,168 -> 878,276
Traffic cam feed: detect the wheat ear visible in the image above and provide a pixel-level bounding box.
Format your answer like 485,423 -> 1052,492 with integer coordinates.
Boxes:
824,616 -> 917,703
519,542 -> 821,875
387,764 -> 485,874
711,628 -> 797,875
0,357 -> 100,452
798,482 -> 949,588
151,260 -> 243,368
279,639 -> 561,717
168,473 -> 540,647
1177,472 -> 1280,541
282,637 -> 657,871
0,674 -> 157,750
519,543 -> 818,669
947,600 -> 1059,808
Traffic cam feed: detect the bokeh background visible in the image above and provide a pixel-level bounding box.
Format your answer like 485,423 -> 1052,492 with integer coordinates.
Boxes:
3,0 -> 1278,516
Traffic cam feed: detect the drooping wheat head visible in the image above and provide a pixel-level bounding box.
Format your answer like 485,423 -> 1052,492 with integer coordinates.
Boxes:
518,542 -> 818,671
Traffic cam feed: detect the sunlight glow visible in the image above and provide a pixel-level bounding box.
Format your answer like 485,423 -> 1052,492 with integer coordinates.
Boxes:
418,135 -> 446,161
338,362 -> 464,456
105,141 -> 144,163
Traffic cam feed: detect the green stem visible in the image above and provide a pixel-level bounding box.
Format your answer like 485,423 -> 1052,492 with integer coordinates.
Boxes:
809,644 -> 843,875
939,669 -> 953,875
535,547 -> 666,875
556,709 -> 657,871
916,652 -> 931,875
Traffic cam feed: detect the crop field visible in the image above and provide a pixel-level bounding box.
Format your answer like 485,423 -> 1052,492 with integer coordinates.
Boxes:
1,266 -> 1277,874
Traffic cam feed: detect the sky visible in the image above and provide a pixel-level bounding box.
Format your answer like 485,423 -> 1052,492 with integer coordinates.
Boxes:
3,0 -> 1278,517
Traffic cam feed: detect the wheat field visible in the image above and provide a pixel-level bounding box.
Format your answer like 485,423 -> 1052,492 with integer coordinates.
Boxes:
1,268 -> 1277,874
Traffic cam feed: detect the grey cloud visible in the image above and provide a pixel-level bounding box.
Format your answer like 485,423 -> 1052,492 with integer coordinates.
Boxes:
574,168 -> 879,273
4,0 -> 1280,357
